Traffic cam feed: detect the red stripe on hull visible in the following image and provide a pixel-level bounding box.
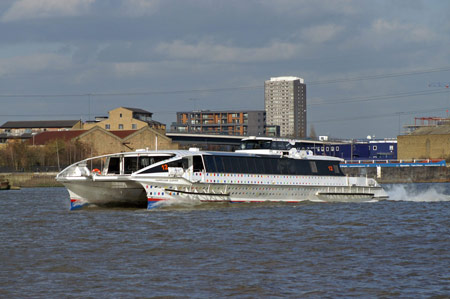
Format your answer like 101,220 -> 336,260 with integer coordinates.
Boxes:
231,200 -> 301,203
147,198 -> 166,202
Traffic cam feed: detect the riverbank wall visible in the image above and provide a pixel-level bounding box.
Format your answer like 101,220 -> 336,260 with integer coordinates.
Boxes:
0,172 -> 62,188
342,166 -> 450,184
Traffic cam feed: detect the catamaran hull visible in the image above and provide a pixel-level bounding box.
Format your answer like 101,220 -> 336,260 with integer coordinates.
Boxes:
139,179 -> 388,209
61,180 -> 147,209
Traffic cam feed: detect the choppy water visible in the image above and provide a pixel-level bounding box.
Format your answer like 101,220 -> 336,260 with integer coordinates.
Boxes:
0,184 -> 449,298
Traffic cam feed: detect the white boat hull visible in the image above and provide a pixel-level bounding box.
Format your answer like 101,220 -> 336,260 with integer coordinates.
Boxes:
137,175 -> 388,208
61,179 -> 147,209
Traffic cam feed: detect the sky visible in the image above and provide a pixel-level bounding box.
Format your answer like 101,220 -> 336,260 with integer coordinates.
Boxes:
1,0 -> 450,139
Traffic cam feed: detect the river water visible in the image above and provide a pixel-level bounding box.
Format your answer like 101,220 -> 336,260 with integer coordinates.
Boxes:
0,184 -> 449,298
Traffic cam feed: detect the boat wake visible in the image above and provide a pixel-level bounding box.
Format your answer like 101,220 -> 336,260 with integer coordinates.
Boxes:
385,184 -> 450,202
151,197 -> 203,209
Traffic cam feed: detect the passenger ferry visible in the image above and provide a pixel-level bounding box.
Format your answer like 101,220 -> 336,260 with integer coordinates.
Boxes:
57,148 -> 388,210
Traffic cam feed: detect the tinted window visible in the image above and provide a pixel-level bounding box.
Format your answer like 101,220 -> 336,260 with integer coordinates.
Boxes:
246,157 -> 257,173
203,156 -> 216,172
214,156 -> 224,172
139,157 -> 151,169
193,155 -> 204,172
124,157 -> 138,174
195,155 -> 344,176
141,158 -> 184,173
108,157 -> 120,174
223,156 -> 239,173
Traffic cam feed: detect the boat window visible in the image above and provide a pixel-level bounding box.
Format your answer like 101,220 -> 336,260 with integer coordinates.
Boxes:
334,164 -> 341,174
193,155 -> 204,172
246,157 -> 257,173
263,158 -> 276,174
278,159 -> 294,175
203,156 -> 217,172
124,157 -> 138,174
260,141 -> 272,149
241,140 -> 272,150
202,155 -> 344,176
140,158 -> 185,173
214,156 -> 225,172
139,157 -> 151,168
108,157 -> 120,174
222,156 -> 234,173
273,141 -> 287,150
138,155 -> 176,171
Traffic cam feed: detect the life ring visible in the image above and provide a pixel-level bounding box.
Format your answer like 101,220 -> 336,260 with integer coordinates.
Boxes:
92,168 -> 101,175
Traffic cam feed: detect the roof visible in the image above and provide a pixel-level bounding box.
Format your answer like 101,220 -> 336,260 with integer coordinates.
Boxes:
269,76 -> 303,82
30,129 -> 143,145
0,120 -> 80,129
176,110 -> 265,114
109,130 -> 136,139
409,126 -> 450,135
122,107 -> 152,114
31,130 -> 85,145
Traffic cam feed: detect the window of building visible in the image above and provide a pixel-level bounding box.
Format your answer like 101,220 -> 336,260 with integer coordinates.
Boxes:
105,124 -> 110,130
118,124 -> 123,130
120,113 -> 122,118
132,124 -> 137,129
336,146 -> 339,151
389,145 -> 394,151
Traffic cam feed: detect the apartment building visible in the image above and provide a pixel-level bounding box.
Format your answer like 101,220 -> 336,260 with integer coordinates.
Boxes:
171,110 -> 266,136
265,76 -> 306,138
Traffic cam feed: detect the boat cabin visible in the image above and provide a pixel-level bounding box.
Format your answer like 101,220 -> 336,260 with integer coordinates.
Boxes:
136,152 -> 344,177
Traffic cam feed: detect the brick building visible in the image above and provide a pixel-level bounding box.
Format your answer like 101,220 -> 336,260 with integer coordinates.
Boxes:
83,107 -> 165,133
32,126 -> 177,156
397,126 -> 450,160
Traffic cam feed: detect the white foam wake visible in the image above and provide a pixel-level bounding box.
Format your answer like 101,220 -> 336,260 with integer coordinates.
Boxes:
386,184 -> 450,202
152,197 -> 203,209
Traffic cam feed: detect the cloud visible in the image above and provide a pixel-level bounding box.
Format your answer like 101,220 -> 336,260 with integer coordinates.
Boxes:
260,0 -> 358,16
301,24 -> 344,44
367,19 -> 440,48
1,0 -> 94,22
112,62 -> 152,78
0,53 -> 71,77
120,0 -> 160,17
155,40 -> 301,63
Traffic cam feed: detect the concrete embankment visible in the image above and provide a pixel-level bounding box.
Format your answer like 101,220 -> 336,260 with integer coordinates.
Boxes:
0,172 -> 62,188
342,166 -> 450,184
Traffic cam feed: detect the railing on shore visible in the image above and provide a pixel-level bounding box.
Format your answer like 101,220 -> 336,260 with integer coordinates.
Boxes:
341,159 -> 447,168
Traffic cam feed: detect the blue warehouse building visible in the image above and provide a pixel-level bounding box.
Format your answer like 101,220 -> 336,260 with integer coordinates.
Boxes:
287,139 -> 397,161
